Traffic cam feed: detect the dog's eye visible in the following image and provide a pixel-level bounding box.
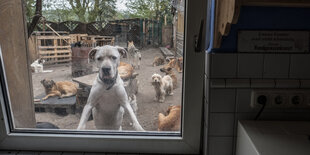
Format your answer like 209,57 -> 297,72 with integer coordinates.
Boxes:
97,57 -> 102,61
111,56 -> 117,60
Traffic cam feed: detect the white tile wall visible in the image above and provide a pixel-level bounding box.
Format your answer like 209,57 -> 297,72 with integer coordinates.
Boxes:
235,89 -> 259,113
210,89 -> 236,112
208,137 -> 233,155
226,79 -> 250,88
211,54 -> 237,78
275,79 -> 300,88
237,54 -> 264,78
263,54 -> 290,78
251,79 -> 275,88
210,79 -> 226,88
206,53 -> 310,155
209,113 -> 235,136
300,80 -> 310,88
290,54 -> 310,78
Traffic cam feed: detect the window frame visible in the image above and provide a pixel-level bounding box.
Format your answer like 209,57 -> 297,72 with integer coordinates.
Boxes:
0,0 -> 207,154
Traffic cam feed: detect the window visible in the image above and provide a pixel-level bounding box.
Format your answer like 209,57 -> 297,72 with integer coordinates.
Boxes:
0,0 -> 207,154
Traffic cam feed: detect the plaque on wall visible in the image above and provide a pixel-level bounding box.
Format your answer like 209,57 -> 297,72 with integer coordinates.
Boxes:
238,31 -> 309,53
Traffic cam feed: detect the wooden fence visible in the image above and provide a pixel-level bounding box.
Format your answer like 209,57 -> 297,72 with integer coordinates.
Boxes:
32,19 -> 162,48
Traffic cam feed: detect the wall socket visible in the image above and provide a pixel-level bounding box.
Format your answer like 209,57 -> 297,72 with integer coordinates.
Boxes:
251,89 -> 310,109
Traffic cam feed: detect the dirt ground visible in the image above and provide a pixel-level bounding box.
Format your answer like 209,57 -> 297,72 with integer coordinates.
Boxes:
33,48 -> 183,131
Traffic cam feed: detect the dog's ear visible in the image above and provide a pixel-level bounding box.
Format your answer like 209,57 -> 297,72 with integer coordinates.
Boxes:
167,106 -> 173,114
40,79 -> 45,84
88,47 -> 98,63
115,46 -> 127,58
167,67 -> 172,71
51,80 -> 55,85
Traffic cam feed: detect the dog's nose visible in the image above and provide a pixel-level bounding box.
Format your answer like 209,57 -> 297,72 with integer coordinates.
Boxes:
102,67 -> 111,75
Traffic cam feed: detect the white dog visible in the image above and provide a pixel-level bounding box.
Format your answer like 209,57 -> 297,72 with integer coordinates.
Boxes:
31,59 -> 45,73
77,45 -> 144,131
151,73 -> 173,103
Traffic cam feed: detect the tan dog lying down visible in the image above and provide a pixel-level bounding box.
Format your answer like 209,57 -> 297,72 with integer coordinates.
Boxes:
41,79 -> 77,100
158,105 -> 181,131
152,56 -> 166,66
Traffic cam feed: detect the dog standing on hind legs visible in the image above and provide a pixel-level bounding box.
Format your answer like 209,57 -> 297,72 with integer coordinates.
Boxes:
77,45 -> 144,131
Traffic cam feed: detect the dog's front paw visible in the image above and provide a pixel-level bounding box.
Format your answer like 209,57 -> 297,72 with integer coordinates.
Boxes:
77,124 -> 86,130
42,97 -> 48,101
159,99 -> 164,103
168,92 -> 174,96
134,125 -> 145,131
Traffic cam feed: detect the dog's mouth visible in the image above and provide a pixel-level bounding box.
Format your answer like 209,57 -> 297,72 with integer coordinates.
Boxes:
99,70 -> 118,86
152,79 -> 160,84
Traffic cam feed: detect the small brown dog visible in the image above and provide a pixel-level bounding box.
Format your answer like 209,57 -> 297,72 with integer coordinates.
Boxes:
164,57 -> 183,73
41,79 -> 78,100
152,56 -> 166,67
176,57 -> 183,73
160,66 -> 177,89
158,105 -> 181,131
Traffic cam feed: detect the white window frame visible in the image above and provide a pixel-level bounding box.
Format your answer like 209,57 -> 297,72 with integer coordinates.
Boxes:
0,0 -> 207,154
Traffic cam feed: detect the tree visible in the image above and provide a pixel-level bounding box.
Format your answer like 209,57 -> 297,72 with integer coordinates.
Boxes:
26,0 -> 42,37
68,0 -> 116,22
25,0 -> 36,23
88,0 -> 116,22
125,0 -> 172,22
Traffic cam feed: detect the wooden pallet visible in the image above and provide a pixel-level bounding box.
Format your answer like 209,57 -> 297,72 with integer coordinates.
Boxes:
69,34 -> 88,44
34,94 -> 76,115
34,31 -> 72,65
80,35 -> 115,47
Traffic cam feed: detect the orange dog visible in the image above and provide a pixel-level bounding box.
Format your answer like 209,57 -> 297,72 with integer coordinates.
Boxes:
118,61 -> 134,81
163,57 -> 183,73
158,105 -> 181,131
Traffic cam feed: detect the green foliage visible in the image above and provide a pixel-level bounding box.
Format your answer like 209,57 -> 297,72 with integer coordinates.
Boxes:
124,0 -> 172,23
25,0 -> 36,23
68,0 -> 117,22
25,0 -> 117,23
24,0 -> 172,23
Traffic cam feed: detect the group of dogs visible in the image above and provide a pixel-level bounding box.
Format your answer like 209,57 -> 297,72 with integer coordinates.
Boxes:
39,42 -> 182,131
152,56 -> 183,103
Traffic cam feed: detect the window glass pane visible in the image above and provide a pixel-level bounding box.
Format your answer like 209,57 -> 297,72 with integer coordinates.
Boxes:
3,0 -> 185,133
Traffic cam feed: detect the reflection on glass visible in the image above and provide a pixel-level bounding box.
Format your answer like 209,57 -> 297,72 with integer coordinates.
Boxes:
12,0 -> 186,132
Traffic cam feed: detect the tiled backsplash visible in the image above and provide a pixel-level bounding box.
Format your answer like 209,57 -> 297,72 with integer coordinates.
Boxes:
205,53 -> 310,155
208,53 -> 310,79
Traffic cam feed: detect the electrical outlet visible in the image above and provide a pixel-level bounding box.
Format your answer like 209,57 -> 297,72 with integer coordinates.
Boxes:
251,89 -> 310,109
251,90 -> 270,108
271,93 -> 288,108
288,93 -> 304,107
